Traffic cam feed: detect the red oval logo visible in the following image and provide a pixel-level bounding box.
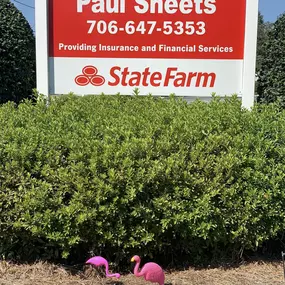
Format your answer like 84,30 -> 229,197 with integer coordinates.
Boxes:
90,75 -> 105,86
83,65 -> 98,76
75,75 -> 90,86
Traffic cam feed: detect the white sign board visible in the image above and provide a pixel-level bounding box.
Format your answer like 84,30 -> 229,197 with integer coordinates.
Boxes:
35,0 -> 259,108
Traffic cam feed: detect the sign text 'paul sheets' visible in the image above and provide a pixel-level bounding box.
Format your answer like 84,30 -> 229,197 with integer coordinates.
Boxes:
49,0 -> 247,59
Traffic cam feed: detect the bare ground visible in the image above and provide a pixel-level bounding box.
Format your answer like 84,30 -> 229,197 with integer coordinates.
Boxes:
1,259 -> 284,285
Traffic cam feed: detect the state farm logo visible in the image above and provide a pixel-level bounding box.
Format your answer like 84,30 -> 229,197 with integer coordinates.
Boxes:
75,65 -> 105,86
75,66 -> 216,88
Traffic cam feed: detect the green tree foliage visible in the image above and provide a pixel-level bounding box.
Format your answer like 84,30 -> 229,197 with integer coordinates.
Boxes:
0,0 -> 36,104
256,12 -> 272,72
257,13 -> 285,104
1,94 -> 285,266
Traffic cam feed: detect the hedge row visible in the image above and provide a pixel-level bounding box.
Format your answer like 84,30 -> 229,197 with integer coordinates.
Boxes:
1,94 -> 285,266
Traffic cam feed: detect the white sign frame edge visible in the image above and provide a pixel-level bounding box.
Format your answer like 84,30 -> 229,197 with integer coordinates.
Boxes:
35,0 -> 49,99
35,0 -> 259,110
242,0 -> 259,109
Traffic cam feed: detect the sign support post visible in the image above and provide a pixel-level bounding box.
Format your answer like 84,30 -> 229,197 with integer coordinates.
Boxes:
35,0 -> 49,98
242,0 -> 259,110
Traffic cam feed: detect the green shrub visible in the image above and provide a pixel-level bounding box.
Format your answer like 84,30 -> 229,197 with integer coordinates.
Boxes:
0,0 -> 36,104
1,94 -> 285,266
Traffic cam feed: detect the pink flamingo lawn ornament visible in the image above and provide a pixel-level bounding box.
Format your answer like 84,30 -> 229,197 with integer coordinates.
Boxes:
85,256 -> 121,279
131,255 -> 165,285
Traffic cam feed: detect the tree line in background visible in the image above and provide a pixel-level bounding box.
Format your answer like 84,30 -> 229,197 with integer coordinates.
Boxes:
0,0 -> 35,104
256,11 -> 285,106
0,1 -> 284,104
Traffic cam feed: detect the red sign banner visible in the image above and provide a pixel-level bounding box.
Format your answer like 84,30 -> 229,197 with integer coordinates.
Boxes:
48,0 -> 247,59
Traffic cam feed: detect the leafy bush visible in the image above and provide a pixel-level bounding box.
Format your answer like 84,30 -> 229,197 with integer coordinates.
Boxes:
257,13 -> 285,105
1,94 -> 285,266
0,0 -> 36,104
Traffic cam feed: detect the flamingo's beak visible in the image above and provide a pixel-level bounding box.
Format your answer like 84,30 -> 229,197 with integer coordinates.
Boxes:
131,257 -> 135,262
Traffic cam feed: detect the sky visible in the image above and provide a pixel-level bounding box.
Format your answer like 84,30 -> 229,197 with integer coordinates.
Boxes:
10,0 -> 285,32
